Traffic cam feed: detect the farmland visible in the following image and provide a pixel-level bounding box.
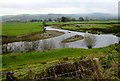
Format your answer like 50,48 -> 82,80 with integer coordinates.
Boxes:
46,20 -> 118,25
2,20 -> 118,36
1,20 -> 120,80
2,22 -> 43,36
1,0 -> 119,80
53,23 -> 120,36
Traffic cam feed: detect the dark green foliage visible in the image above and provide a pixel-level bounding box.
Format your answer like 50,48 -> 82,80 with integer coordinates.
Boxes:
48,18 -> 52,22
43,22 -> 46,26
10,56 -> 16,59
100,54 -> 117,69
79,17 -> 84,21
101,25 -> 120,36
108,25 -> 120,33
30,19 -> 41,22
61,17 -> 71,22
3,64 -> 7,66
75,25 -> 80,27
107,54 -> 116,61
41,62 -> 47,64
115,48 -> 120,52
62,57 -> 69,60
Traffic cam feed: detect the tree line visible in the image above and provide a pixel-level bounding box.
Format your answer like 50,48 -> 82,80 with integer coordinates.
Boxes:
6,17 -> 87,23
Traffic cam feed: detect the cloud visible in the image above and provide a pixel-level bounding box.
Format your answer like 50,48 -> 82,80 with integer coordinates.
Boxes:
0,0 -> 119,16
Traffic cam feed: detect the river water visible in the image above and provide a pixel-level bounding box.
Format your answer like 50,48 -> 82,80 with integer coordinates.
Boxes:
2,26 -> 119,54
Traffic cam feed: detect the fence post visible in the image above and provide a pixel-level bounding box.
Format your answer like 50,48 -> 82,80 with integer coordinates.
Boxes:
53,66 -> 57,78
27,70 -> 34,80
92,58 -> 104,79
73,62 -> 80,79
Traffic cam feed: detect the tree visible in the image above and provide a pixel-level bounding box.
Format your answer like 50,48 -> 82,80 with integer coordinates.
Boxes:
84,33 -> 96,49
48,18 -> 52,22
71,18 -> 76,21
42,21 -> 46,32
79,17 -> 85,21
42,21 -> 46,26
61,17 -> 71,22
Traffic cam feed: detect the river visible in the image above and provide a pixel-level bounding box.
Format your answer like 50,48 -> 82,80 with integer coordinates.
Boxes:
2,26 -> 119,54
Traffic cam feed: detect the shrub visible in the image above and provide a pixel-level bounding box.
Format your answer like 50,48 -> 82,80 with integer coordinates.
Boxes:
62,57 -> 69,60
41,62 -> 47,64
108,25 -> 120,33
76,25 -> 80,27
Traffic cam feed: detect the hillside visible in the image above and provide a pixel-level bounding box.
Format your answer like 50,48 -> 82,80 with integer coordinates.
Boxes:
1,13 -> 118,22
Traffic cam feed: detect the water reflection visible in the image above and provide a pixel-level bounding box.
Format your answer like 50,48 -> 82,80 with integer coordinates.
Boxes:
84,33 -> 97,49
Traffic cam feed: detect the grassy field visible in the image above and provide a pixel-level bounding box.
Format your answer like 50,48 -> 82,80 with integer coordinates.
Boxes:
2,22 -> 43,36
54,23 -> 120,36
61,24 -> 112,30
46,20 -> 118,25
2,20 -> 117,36
1,20 -> 119,79
2,44 -> 119,73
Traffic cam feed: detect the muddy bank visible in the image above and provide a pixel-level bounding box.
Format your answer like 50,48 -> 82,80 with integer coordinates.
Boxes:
61,35 -> 84,43
2,30 -> 64,44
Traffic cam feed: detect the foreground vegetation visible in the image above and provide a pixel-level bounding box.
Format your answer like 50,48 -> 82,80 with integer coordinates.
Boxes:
2,44 -> 119,79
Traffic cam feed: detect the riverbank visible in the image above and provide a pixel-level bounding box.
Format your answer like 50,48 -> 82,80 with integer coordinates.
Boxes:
2,43 -> 119,79
53,24 -> 120,37
2,30 -> 64,44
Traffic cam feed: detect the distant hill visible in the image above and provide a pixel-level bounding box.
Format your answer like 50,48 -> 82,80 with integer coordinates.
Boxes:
1,13 -> 118,22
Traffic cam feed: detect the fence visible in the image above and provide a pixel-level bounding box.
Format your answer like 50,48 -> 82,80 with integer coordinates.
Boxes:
1,54 -> 119,80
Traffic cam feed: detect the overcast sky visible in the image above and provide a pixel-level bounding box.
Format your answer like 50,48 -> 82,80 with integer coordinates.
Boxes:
0,0 -> 119,16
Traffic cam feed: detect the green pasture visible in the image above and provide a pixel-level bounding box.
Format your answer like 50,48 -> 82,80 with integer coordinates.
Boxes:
61,24 -> 112,30
2,22 -> 43,36
2,20 -> 117,36
2,44 -> 119,73
46,20 -> 118,25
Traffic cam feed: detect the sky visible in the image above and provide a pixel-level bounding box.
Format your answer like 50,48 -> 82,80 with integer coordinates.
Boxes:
0,0 -> 119,16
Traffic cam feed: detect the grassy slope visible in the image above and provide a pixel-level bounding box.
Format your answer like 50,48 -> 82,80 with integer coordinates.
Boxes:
2,22 -> 43,36
2,44 -> 119,73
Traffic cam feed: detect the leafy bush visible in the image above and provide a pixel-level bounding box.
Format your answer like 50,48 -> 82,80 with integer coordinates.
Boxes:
62,57 -> 69,60
108,25 -> 120,33
41,62 -> 47,64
